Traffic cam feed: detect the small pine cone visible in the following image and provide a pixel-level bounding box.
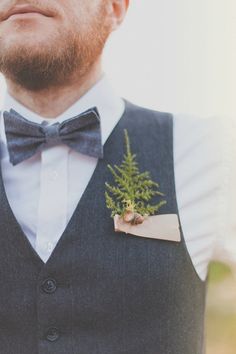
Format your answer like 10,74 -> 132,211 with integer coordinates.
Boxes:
132,213 -> 145,225
123,211 -> 135,223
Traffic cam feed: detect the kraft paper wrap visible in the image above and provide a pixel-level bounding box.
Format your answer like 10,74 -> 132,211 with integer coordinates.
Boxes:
114,214 -> 181,242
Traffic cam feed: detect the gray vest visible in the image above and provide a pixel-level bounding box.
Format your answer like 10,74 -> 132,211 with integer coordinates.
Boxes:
0,101 -> 207,354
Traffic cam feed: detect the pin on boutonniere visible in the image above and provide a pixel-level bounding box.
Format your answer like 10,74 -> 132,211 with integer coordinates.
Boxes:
105,130 -> 180,242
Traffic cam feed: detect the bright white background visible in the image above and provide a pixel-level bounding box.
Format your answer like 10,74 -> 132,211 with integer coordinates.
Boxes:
103,0 -> 235,118
0,0 -> 235,118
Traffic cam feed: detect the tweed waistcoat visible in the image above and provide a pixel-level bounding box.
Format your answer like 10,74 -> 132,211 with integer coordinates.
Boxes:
0,101 -> 207,354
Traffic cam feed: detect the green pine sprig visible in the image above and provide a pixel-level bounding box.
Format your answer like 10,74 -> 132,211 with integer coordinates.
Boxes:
105,129 -> 166,218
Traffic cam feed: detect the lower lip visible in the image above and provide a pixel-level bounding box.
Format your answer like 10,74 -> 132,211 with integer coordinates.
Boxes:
7,12 -> 47,20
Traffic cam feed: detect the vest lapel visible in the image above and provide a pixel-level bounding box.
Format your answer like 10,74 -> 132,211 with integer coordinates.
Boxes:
0,162 -> 44,268
0,101 -> 128,268
44,102 -> 129,267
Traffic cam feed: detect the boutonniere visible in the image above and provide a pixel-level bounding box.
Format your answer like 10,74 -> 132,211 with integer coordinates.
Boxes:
105,130 -> 181,242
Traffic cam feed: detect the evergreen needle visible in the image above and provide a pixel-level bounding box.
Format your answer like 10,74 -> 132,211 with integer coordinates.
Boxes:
105,129 -> 166,218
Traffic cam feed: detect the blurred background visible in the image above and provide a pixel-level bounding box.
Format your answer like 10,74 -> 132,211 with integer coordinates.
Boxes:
0,1 -> 235,353
207,262 -> 236,354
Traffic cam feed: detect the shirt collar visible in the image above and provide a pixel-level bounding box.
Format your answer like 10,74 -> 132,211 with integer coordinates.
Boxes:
1,75 -> 125,145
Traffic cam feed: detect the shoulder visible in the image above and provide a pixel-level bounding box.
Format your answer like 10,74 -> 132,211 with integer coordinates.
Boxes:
173,111 -> 223,174
172,113 -> 224,170
173,112 -> 222,141
123,100 -> 173,128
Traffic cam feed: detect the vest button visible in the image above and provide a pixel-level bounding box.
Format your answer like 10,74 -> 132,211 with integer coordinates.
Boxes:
46,327 -> 60,342
42,278 -> 57,294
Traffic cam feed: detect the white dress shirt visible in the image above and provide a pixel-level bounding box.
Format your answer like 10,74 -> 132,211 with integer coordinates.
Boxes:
0,76 -> 231,281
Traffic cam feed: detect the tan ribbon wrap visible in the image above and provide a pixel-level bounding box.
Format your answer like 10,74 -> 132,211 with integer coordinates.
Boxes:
114,214 -> 181,242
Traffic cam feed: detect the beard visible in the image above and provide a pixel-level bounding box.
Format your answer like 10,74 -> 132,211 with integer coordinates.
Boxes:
0,4 -> 111,91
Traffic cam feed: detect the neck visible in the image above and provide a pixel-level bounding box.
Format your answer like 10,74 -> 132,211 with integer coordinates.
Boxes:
5,59 -> 103,119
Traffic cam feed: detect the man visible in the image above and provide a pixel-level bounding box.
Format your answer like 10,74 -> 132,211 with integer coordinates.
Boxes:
0,1 -> 230,353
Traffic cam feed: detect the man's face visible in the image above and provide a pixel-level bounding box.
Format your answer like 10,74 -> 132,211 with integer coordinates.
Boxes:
0,0 -> 112,90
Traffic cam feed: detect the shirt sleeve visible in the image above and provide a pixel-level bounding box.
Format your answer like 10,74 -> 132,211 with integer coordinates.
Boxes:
173,113 -> 227,280
211,116 -> 236,266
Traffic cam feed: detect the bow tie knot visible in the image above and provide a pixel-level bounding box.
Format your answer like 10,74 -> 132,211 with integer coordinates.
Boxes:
42,122 -> 61,145
3,108 -> 103,166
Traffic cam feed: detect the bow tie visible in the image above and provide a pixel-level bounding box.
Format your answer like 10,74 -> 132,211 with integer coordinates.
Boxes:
3,107 -> 103,166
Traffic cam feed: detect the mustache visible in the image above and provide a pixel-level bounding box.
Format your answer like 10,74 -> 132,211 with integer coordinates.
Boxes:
0,0 -> 60,21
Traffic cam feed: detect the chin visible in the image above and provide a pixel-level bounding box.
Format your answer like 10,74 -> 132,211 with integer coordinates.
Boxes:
0,35 -> 80,92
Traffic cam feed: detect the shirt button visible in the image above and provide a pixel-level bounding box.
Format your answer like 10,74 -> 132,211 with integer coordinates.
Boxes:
46,327 -> 60,342
42,279 -> 57,294
46,242 -> 54,252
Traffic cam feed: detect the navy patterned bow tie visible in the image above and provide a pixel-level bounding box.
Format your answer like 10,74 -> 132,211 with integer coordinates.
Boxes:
3,107 -> 103,166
